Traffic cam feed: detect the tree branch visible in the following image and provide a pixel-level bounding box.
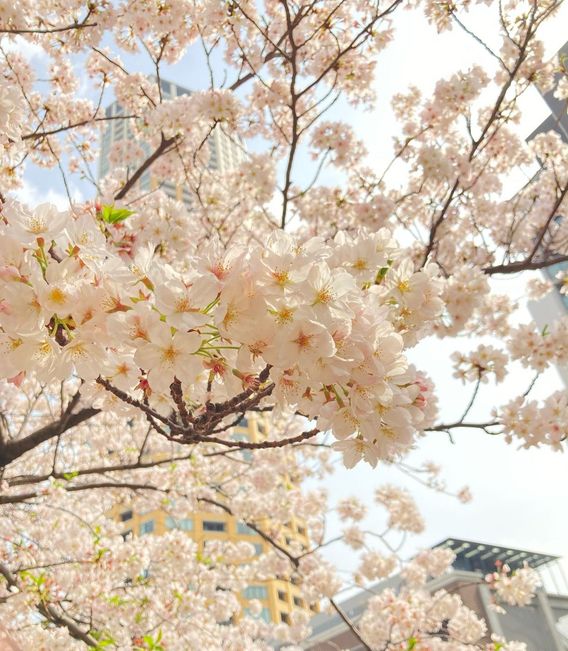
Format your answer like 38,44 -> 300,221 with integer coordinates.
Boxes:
0,407 -> 100,469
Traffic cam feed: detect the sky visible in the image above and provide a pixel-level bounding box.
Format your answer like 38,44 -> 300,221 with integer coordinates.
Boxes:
10,0 -> 568,608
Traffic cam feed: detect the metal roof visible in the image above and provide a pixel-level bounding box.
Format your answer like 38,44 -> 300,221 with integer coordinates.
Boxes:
434,538 -> 560,575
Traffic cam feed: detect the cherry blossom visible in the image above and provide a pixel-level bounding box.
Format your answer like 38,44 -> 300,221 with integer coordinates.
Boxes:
0,0 -> 565,646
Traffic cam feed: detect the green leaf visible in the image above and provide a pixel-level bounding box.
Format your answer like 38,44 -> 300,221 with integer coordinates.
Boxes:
93,641 -> 115,650
142,632 -> 165,650
100,204 -> 135,224
21,570 -> 45,588
406,638 -> 417,650
107,594 -> 128,607
62,471 -> 79,480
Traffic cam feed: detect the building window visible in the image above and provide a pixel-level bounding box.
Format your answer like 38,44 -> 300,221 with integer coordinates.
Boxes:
165,516 -> 193,531
297,526 -> 306,535
237,522 -> 255,535
244,607 -> 270,623
120,510 -> 133,521
253,543 -> 263,556
278,590 -> 287,602
243,585 -> 267,600
280,612 -> 290,624
203,520 -> 226,532
293,596 -> 303,607
140,520 -> 154,535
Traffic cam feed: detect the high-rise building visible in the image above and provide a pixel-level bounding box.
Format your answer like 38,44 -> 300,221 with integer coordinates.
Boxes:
110,416 -> 316,625
306,538 -> 568,651
527,42 -> 568,386
527,42 -> 568,143
98,77 -> 246,207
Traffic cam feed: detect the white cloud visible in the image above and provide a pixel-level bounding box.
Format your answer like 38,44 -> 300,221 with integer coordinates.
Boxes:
13,177 -> 83,210
2,35 -> 44,61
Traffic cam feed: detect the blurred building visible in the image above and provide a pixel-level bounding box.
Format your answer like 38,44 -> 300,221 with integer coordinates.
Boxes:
305,538 -> 568,651
98,77 -> 246,207
527,41 -> 568,386
111,416 -> 316,625
527,41 -> 568,143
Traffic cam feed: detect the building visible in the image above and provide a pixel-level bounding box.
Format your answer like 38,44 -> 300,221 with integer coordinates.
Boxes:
111,416 -> 316,626
527,41 -> 568,143
305,538 -> 568,651
98,77 -> 246,207
527,41 -> 568,385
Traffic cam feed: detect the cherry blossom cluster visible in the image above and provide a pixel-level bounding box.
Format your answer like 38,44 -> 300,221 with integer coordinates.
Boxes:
434,267 -> 491,337
0,370 -> 543,650
309,121 -> 367,169
485,562 -> 542,608
401,547 -> 457,588
0,78 -> 23,144
357,586 -> 509,649
508,318 -> 568,373
497,391 -> 567,450
0,0 -> 566,646
0,200 -> 445,465
374,485 -> 425,534
451,344 -> 508,384
0,379 -> 473,649
354,538 -> 540,649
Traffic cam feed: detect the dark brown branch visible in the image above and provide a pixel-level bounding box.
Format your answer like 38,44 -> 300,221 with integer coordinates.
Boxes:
426,421 -> 499,433
113,135 -> 177,201
0,17 -> 96,35
0,481 -> 168,505
7,452 -> 194,487
37,602 -> 97,647
0,407 -> 100,469
484,253 -> 568,275
329,598 -> 372,651
21,115 -> 136,141
526,183 -> 568,262
187,427 -> 319,449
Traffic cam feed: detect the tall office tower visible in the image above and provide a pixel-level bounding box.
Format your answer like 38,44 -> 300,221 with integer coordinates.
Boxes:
110,415 -> 316,626
307,538 -> 568,651
98,77 -> 246,207
528,42 -> 568,143
525,42 -> 568,385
